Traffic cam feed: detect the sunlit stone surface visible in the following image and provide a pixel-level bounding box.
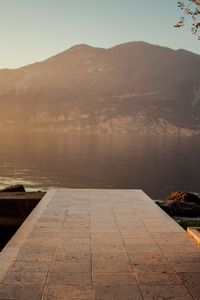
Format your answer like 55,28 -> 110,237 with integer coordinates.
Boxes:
0,189 -> 200,299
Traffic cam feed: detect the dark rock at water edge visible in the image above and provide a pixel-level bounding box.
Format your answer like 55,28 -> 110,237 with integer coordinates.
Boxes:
165,191 -> 200,204
0,192 -> 45,218
160,200 -> 200,217
0,184 -> 26,193
0,190 -> 45,251
158,191 -> 200,217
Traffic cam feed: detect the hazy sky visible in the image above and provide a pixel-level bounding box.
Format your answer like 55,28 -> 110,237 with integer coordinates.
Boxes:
1,0 -> 200,68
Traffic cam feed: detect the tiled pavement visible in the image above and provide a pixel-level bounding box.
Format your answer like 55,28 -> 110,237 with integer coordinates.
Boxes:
0,189 -> 200,299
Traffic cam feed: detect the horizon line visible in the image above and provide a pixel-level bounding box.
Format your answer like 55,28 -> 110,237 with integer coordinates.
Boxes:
0,40 -> 199,71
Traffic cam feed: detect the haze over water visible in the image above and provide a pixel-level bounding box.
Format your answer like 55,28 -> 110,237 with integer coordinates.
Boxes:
0,132 -> 199,199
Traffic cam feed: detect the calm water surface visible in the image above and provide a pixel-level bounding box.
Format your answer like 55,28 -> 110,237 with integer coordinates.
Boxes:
0,132 -> 199,199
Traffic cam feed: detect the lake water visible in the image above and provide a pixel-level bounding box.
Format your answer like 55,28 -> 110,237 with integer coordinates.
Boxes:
0,132 -> 199,199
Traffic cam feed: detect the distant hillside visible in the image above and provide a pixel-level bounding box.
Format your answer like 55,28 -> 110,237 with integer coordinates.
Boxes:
0,41 -> 200,135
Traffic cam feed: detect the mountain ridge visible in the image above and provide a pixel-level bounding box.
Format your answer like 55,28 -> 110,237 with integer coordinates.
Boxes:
2,41 -> 200,71
0,41 -> 200,135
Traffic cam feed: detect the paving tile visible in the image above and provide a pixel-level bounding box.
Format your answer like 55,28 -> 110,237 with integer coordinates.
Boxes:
35,221 -> 63,228
42,285 -> 92,300
159,243 -> 200,253
94,285 -> 143,300
91,221 -> 117,226
128,253 -> 169,265
140,284 -> 194,299
92,273 -> 138,286
123,238 -> 155,245
28,231 -> 59,240
33,225 -> 61,233
17,245 -> 56,257
62,225 -> 90,231
179,272 -> 200,286
120,230 -> 150,239
91,238 -> 124,246
50,259 -> 91,273
2,270 -> 48,284
61,227 -> 90,233
64,217 -> 90,223
152,232 -> 194,243
172,261 -> 200,273
91,243 -> 126,254
57,239 -> 90,253
131,261 -> 175,273
23,238 -> 58,247
60,231 -> 91,239
55,250 -> 91,262
166,252 -> 200,263
16,245 -> 55,263
92,253 -> 133,273
118,225 -> 147,232
136,270 -> 182,285
91,227 -> 120,233
63,222 -> 90,228
58,238 -> 90,247
177,272 -> 200,299
91,232 -> 121,239
0,284 -> 44,300
15,254 -> 53,263
3,261 -> 50,273
48,266 -> 91,285
117,223 -> 145,229
125,243 -> 161,254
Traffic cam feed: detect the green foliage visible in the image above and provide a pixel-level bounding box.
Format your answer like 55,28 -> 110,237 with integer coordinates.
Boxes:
175,0 -> 200,39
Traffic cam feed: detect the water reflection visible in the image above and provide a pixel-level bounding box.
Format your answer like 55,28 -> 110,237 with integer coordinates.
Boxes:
0,132 -> 199,198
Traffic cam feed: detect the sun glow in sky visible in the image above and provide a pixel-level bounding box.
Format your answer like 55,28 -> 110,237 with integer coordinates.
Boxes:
1,0 -> 200,69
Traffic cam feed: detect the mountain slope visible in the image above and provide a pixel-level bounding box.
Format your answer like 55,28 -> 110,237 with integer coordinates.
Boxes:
0,41 -> 200,134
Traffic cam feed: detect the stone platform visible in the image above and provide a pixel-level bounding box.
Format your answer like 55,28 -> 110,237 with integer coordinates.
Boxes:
0,189 -> 200,299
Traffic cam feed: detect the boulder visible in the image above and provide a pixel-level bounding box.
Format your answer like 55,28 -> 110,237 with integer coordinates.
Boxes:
158,191 -> 200,217
165,191 -> 200,204
0,184 -> 26,193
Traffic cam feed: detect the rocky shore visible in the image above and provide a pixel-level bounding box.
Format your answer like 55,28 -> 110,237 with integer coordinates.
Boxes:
157,191 -> 200,217
157,191 -> 200,229
0,184 -> 45,251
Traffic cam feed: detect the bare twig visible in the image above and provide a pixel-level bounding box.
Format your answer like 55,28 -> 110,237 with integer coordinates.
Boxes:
175,0 -> 200,39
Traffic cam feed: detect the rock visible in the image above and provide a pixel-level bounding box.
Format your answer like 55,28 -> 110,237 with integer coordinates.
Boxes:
160,200 -> 200,217
165,191 -> 200,204
0,184 -> 26,193
159,191 -> 200,217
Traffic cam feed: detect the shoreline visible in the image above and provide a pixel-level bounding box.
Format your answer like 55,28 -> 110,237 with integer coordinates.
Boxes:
0,191 -> 45,251
1,190 -> 200,251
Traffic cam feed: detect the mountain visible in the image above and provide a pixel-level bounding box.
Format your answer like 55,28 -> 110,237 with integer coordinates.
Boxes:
0,41 -> 200,135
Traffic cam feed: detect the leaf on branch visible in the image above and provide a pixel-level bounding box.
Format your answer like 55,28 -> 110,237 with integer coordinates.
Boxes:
178,1 -> 185,9
184,7 -> 191,14
176,0 -> 200,39
174,20 -> 185,27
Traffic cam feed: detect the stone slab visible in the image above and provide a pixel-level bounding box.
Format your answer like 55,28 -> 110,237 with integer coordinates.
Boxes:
0,189 -> 200,299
